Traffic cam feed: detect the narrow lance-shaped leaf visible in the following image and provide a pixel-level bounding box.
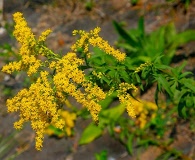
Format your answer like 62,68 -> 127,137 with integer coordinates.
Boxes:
177,89 -> 188,117
126,134 -> 134,155
180,78 -> 195,93
113,20 -> 138,46
138,16 -> 145,38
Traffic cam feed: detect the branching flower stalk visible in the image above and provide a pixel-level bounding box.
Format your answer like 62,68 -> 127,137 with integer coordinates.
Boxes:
2,12 -> 137,150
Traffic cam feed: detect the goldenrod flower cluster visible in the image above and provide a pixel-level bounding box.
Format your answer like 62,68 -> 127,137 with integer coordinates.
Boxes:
45,110 -> 77,137
51,52 -> 106,122
2,12 -> 137,151
132,99 -> 158,128
72,27 -> 126,61
38,29 -> 52,42
1,12 -> 56,76
6,71 -> 65,150
59,110 -> 76,136
13,12 -> 36,48
134,61 -> 152,73
92,71 -> 104,79
117,83 -> 138,118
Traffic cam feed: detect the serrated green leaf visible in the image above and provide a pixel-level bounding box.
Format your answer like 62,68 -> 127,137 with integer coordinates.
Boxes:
79,123 -> 103,145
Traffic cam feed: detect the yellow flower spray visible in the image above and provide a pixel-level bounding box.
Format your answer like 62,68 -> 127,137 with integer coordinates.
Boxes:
2,12 -> 138,150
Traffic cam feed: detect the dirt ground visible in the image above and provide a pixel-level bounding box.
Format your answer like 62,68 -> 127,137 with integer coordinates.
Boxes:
0,0 -> 195,160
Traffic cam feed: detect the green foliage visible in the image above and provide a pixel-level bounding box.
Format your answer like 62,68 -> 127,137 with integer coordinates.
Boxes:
84,0 -> 94,11
130,0 -> 139,6
113,17 -> 195,65
79,123 -> 103,145
74,17 -> 195,158
95,150 -> 108,160
79,102 -> 126,145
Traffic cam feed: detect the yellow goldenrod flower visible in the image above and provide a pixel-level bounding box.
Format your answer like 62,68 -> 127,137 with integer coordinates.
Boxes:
38,29 -> 52,42
117,83 -> 138,118
59,110 -> 77,136
51,52 -> 106,123
13,12 -> 36,49
6,71 -> 65,150
132,98 -> 158,128
1,61 -> 22,74
88,36 -> 126,61
92,71 -> 104,79
134,61 -> 152,73
72,27 -> 126,61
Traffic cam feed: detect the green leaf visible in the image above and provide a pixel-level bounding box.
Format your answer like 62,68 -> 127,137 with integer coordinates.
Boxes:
174,30 -> 195,46
155,64 -> 172,70
179,71 -> 193,79
116,43 -> 138,52
141,68 -> 150,79
170,81 -> 178,93
135,73 -> 141,84
138,16 -> 145,37
120,70 -> 130,83
99,92 -> 117,109
113,20 -> 138,46
95,150 -> 107,160
156,74 -> 173,97
176,61 -> 187,74
101,103 -> 126,121
126,134 -> 134,155
185,94 -> 194,107
79,123 -> 103,145
177,90 -> 188,117
164,22 -> 176,45
101,76 -> 112,85
180,78 -> 195,92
